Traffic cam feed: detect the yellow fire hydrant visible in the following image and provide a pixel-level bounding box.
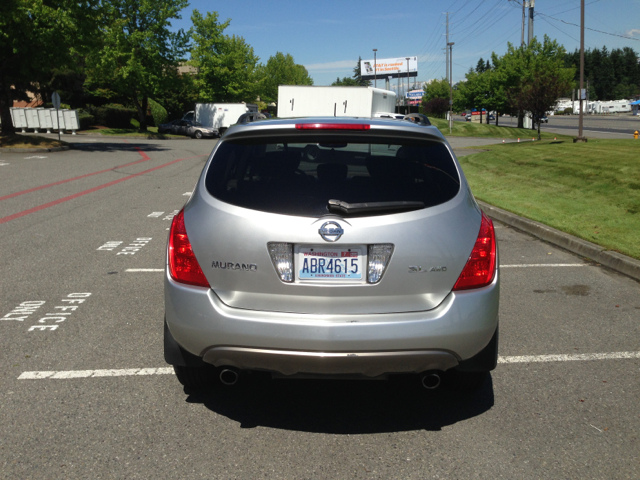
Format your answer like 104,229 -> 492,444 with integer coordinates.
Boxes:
635,130 -> 639,140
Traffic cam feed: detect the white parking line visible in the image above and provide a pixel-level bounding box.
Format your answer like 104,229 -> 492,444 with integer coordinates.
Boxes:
17,351 -> 640,380
125,268 -> 164,272
501,264 -> 588,268
19,368 -> 173,379
498,351 -> 640,363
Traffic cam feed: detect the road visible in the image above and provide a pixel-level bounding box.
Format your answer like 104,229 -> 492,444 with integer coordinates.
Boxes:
454,113 -> 640,139
1,136 -> 639,479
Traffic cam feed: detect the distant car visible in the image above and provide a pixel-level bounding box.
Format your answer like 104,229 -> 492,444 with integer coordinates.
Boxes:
461,112 -> 467,116
158,119 -> 217,139
157,119 -> 181,134
539,116 -> 548,123
487,114 -> 496,121
164,116 -> 499,393
465,114 -> 471,121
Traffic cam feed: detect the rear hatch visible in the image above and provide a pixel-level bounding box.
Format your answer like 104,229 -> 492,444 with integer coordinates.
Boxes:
186,120 -> 481,315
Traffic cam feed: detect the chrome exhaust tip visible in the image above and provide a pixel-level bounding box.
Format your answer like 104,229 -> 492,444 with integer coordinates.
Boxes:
420,372 -> 441,390
219,368 -> 239,385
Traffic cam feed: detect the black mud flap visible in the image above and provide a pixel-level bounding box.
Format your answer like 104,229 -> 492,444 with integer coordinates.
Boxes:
455,325 -> 499,372
164,319 -> 206,367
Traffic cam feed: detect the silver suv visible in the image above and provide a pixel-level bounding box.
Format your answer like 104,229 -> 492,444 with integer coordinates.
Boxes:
164,117 -> 499,392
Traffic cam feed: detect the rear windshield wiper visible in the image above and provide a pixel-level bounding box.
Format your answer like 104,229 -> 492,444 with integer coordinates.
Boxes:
328,199 -> 425,215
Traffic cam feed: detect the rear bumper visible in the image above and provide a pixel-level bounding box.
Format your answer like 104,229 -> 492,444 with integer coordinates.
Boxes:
202,346 -> 459,377
164,269 -> 499,375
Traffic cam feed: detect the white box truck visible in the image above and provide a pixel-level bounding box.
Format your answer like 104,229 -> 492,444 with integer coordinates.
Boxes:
277,86 -> 397,118
183,103 -> 259,134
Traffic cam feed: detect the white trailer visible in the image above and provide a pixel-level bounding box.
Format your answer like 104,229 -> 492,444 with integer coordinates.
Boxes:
183,103 -> 258,134
277,86 -> 397,118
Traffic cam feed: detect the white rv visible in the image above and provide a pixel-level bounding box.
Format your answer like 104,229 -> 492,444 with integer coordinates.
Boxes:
183,103 -> 259,133
277,86 -> 397,118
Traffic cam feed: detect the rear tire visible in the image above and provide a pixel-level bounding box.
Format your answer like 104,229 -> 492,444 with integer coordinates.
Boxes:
173,365 -> 215,390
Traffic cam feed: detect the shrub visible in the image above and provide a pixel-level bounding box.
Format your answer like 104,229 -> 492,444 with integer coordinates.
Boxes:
422,98 -> 450,119
94,104 -> 136,128
149,98 -> 168,127
78,113 -> 95,130
563,107 -> 573,115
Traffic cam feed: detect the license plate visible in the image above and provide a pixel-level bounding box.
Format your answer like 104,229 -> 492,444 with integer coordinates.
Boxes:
296,245 -> 365,281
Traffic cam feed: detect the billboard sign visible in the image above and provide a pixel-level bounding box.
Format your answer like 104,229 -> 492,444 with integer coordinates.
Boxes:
361,56 -> 418,81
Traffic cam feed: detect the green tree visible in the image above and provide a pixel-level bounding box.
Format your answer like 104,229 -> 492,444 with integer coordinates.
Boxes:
85,0 -> 189,131
421,78 -> 464,112
352,56 -> 371,86
189,10 -> 261,103
491,35 -> 574,128
257,52 -> 313,103
0,0 -> 100,135
332,77 -> 360,86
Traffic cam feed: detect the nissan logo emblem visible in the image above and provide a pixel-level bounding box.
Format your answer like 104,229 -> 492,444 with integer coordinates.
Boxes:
318,221 -> 344,242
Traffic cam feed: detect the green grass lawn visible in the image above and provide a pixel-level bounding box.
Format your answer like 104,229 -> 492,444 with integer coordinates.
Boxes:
430,117 -> 571,139
458,139 -> 640,259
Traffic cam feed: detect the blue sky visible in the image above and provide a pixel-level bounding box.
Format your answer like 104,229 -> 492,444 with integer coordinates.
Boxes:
171,0 -> 640,87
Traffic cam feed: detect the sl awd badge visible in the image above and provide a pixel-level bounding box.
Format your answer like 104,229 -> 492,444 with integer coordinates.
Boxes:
409,266 -> 447,273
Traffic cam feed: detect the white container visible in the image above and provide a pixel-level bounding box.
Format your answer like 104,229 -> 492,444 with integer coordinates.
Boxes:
10,107 -> 28,132
63,109 -> 80,134
57,109 -> 67,133
37,108 -> 53,133
277,86 -> 397,118
48,108 -> 67,132
25,108 -> 41,132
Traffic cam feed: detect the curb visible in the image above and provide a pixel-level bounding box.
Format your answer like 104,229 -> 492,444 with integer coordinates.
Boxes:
0,146 -> 71,153
479,201 -> 640,282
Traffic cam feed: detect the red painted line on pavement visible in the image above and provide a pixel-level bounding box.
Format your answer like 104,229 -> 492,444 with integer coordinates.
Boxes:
0,155 -> 205,225
0,146 -> 152,202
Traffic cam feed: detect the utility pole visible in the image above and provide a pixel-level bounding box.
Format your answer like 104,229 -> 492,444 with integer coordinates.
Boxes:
448,43 -> 455,134
528,0 -> 534,45
406,57 -> 410,113
373,49 -> 377,88
575,0 -> 587,142
521,1 -> 526,46
445,12 -> 450,82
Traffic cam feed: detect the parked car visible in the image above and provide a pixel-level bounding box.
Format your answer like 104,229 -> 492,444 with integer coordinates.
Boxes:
537,115 -> 548,123
465,114 -> 472,121
164,116 -> 499,393
158,119 -> 217,139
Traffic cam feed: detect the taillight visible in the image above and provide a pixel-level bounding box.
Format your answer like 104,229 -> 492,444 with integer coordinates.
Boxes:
168,209 -> 210,288
453,212 -> 496,291
295,123 -> 370,130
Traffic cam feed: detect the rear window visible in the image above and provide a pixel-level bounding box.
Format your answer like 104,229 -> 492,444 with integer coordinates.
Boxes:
205,135 -> 460,217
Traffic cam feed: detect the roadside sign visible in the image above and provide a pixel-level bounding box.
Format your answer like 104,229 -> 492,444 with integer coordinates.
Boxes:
52,92 -> 61,110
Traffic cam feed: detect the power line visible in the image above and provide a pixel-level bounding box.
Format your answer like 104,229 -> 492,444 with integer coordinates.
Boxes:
536,11 -> 640,41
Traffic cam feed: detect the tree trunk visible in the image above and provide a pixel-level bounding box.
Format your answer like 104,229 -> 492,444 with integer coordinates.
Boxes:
135,96 -> 148,132
0,83 -> 16,136
496,113 -> 499,126
517,112 -> 524,128
537,121 -> 541,140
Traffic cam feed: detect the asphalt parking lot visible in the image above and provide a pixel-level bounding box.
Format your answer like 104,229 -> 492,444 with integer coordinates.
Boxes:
1,136 -> 639,479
